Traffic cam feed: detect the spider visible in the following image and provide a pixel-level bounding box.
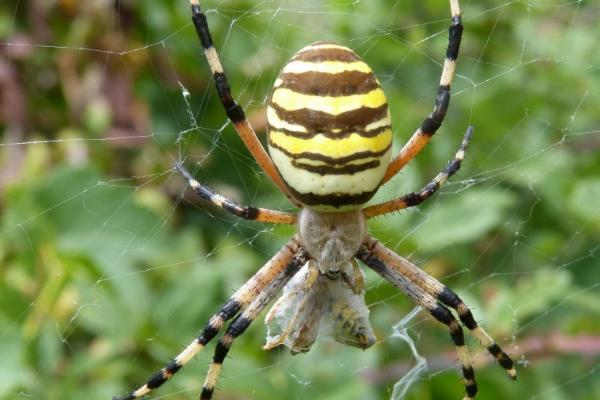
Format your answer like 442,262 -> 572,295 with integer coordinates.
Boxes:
114,1 -> 516,399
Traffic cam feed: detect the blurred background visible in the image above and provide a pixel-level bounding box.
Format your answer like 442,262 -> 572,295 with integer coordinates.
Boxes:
1,1 -> 600,399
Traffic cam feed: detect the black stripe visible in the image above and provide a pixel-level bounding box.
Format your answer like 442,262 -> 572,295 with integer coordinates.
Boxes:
463,365 -> 475,380
228,316 -> 253,337
218,299 -> 242,320
221,202 -> 258,220
379,126 -> 472,210
191,4 -> 213,49
487,343 -> 502,357
147,371 -> 167,389
200,387 -> 214,400
466,383 -> 478,398
278,70 -> 379,96
286,185 -> 378,208
402,192 -> 424,207
190,3 -> 245,124
213,342 -> 228,364
446,159 -> 461,176
165,360 -> 181,375
268,116 -> 391,139
226,105 -> 245,123
449,322 -> 465,347
177,162 -> 261,221
292,46 -> 360,63
268,102 -> 388,133
438,286 -> 462,307
464,367 -> 478,398
200,325 -> 219,345
395,179 -> 439,208
293,160 -> 380,175
447,16 -> 463,61
488,344 -> 515,370
430,304 -> 453,325
268,138 -> 390,165
199,298 -> 242,344
420,117 -> 440,135
268,124 -> 391,140
438,287 -> 478,330
244,206 -> 260,220
213,72 -> 235,109
213,72 -> 245,122
420,89 -> 450,136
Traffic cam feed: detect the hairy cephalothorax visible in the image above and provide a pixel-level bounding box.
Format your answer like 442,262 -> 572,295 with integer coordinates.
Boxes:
298,208 -> 367,275
114,1 -> 516,400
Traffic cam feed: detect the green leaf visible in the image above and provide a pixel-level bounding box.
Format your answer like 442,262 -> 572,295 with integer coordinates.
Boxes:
411,187 -> 517,250
568,178 -> 600,229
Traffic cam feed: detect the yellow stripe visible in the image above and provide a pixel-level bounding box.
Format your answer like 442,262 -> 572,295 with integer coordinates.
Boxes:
174,341 -> 205,365
298,43 -> 354,53
282,60 -> 372,75
133,386 -> 151,397
267,106 -> 307,132
204,363 -> 223,388
365,111 -> 392,131
270,129 -> 392,159
298,157 -> 380,167
456,345 -> 472,368
271,87 -> 387,115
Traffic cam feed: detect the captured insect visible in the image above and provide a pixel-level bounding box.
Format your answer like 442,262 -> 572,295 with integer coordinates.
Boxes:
114,1 -> 516,399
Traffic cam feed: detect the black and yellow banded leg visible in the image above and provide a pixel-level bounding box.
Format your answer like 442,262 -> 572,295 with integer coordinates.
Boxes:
383,0 -> 464,183
358,237 -> 516,381
188,0 -> 300,207
112,299 -> 240,400
437,287 -> 517,379
430,304 -> 478,400
200,249 -> 309,399
356,242 -> 478,400
176,162 -> 297,225
364,126 -> 472,219
113,237 -> 302,400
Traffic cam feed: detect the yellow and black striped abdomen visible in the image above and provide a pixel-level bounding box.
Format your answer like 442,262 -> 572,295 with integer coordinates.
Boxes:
267,41 -> 392,211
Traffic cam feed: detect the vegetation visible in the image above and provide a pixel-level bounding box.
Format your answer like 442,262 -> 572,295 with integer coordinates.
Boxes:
1,1 -> 599,400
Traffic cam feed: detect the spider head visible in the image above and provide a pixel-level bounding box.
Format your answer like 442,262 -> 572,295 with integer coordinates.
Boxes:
267,41 -> 392,212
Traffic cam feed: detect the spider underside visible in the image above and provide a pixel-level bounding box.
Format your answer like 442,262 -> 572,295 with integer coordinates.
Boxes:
113,1 -> 516,400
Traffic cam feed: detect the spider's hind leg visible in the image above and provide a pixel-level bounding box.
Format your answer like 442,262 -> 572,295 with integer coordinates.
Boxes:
199,249 -> 309,399
113,238 -> 304,400
358,237 -> 516,380
437,287 -> 517,379
357,243 -> 478,399
358,237 -> 518,399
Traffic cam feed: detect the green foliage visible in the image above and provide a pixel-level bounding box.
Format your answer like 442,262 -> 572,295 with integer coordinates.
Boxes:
1,1 -> 599,400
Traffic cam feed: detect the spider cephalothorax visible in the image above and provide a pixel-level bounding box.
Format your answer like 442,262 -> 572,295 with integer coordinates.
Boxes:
298,207 -> 366,274
114,2 -> 516,400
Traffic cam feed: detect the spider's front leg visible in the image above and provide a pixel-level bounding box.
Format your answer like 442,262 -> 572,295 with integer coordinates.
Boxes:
176,162 -> 297,225
363,126 -> 472,218
113,237 -> 305,400
188,0 -> 300,206
383,0 -> 464,183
